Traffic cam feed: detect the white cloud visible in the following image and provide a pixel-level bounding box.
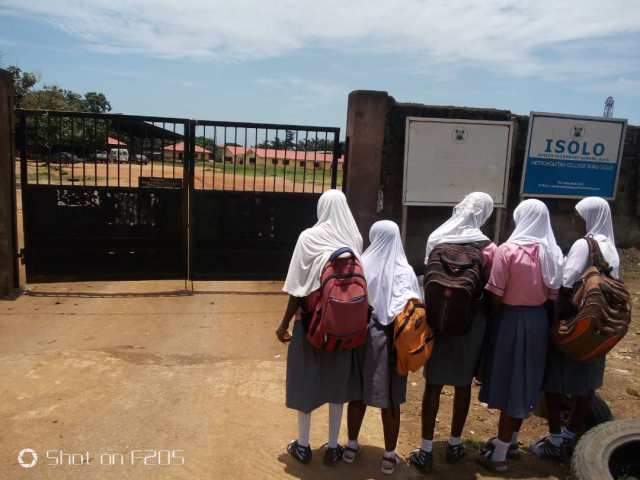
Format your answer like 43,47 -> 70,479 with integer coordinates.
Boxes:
582,77 -> 640,96
2,0 -> 640,79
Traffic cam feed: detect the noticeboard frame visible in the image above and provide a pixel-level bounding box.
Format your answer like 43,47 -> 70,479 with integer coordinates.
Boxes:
402,116 -> 514,208
519,111 -> 627,200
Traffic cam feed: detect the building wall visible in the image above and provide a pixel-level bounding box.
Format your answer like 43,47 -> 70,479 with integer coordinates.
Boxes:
345,91 -> 640,268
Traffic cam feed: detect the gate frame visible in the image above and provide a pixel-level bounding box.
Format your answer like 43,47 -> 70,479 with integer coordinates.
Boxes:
17,109 -> 192,284
0,69 -> 19,297
16,110 -> 344,284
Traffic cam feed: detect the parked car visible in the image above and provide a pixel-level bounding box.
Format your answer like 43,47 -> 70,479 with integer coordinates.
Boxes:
89,151 -> 108,162
133,154 -> 149,165
109,148 -> 129,163
53,152 -> 83,164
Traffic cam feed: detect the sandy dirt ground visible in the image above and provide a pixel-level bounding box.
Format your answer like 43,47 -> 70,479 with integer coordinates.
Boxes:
4,185 -> 640,478
1,264 -> 639,480
21,160 -> 339,193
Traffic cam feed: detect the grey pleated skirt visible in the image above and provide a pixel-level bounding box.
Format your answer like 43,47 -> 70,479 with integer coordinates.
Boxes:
362,320 -> 407,409
543,344 -> 605,396
424,309 -> 487,387
479,305 -> 549,419
286,319 -> 364,414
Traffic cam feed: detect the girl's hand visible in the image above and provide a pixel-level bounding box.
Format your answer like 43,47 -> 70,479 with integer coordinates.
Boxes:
276,324 -> 292,343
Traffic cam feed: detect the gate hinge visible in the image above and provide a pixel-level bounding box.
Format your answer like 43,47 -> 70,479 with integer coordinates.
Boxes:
17,248 -> 25,264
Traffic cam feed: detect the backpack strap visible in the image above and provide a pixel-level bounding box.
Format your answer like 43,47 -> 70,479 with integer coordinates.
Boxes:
585,236 -> 613,275
330,247 -> 355,261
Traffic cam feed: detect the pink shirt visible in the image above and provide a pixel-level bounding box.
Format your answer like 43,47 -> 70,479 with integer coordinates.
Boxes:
486,243 -> 558,306
481,243 -> 498,279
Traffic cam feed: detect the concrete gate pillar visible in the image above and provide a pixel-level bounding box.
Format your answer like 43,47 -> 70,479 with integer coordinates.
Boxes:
344,90 -> 390,243
0,69 -> 19,298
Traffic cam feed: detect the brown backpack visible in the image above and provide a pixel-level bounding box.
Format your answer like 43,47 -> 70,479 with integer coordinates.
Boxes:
552,237 -> 631,362
393,299 -> 433,375
424,242 -> 487,336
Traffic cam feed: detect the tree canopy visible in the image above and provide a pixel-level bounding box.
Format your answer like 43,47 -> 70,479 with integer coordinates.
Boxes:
6,65 -> 112,113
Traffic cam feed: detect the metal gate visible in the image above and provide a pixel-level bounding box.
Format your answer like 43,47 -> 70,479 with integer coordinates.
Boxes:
17,110 -> 343,282
18,110 -> 190,282
190,120 -> 342,279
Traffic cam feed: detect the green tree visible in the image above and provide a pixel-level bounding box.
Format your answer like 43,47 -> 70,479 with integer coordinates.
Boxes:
285,130 -> 295,148
6,65 -> 39,107
21,85 -> 68,111
83,91 -> 112,113
6,64 -> 112,112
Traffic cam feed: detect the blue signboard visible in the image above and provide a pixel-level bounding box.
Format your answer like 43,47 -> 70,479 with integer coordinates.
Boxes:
521,112 -> 627,199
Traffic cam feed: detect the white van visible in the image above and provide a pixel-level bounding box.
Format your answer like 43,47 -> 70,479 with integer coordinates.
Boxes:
109,148 -> 129,163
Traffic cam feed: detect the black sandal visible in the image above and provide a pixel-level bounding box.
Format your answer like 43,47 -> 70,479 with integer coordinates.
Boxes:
409,448 -> 433,473
343,445 -> 359,464
381,453 -> 401,475
476,454 -> 508,473
480,437 -> 521,460
323,444 -> 344,466
446,443 -> 466,464
287,440 -> 312,465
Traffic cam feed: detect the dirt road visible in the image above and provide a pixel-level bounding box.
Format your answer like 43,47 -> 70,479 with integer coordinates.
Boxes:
0,269 -> 638,479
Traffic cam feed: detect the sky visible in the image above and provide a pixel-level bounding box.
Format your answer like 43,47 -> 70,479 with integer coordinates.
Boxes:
1,0 -> 639,130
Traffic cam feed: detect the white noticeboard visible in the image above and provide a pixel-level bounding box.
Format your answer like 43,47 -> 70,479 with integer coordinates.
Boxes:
403,117 -> 514,207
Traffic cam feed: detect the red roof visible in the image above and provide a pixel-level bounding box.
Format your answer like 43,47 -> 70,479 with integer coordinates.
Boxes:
225,145 -> 253,156
107,136 -> 126,146
253,148 -> 341,163
164,142 -> 212,154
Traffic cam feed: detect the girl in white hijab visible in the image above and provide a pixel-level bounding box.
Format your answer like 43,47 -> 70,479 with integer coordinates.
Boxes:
425,191 -> 494,260
283,189 -> 363,297
411,192 -> 497,474
344,220 -> 423,474
506,199 -> 564,290
479,199 -> 563,474
276,189 -> 364,467
534,197 -> 619,461
562,196 -> 620,285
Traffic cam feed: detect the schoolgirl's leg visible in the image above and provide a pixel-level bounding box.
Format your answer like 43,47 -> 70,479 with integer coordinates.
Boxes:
421,384 -> 443,444
298,411 -> 311,447
451,385 -> 472,437
323,403 -> 345,466
409,384 -> 442,473
381,406 -> 400,452
446,385 -> 472,463
287,410 -> 313,464
344,401 -> 366,463
568,392 -> 593,435
346,401 -> 367,446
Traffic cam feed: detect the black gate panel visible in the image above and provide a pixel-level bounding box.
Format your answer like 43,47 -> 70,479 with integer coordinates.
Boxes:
18,110 -> 344,282
191,191 -> 318,280
23,185 -> 186,282
190,120 -> 342,280
18,110 -> 189,282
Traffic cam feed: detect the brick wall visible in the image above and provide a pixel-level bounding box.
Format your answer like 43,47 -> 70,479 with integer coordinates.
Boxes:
346,91 -> 640,267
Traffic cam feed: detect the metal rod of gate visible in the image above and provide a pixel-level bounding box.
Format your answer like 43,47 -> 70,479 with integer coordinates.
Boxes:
331,129 -> 340,189
186,119 -> 196,292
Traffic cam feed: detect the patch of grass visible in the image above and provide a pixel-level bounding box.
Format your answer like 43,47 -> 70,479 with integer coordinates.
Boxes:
207,161 -> 343,187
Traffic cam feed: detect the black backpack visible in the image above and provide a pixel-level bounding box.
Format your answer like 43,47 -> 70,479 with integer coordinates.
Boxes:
424,242 -> 488,336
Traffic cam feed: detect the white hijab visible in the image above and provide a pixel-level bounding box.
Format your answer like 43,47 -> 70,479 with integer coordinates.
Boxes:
576,197 -> 620,272
507,199 -> 564,289
425,192 -> 494,261
283,189 -> 363,297
363,220 -> 423,326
